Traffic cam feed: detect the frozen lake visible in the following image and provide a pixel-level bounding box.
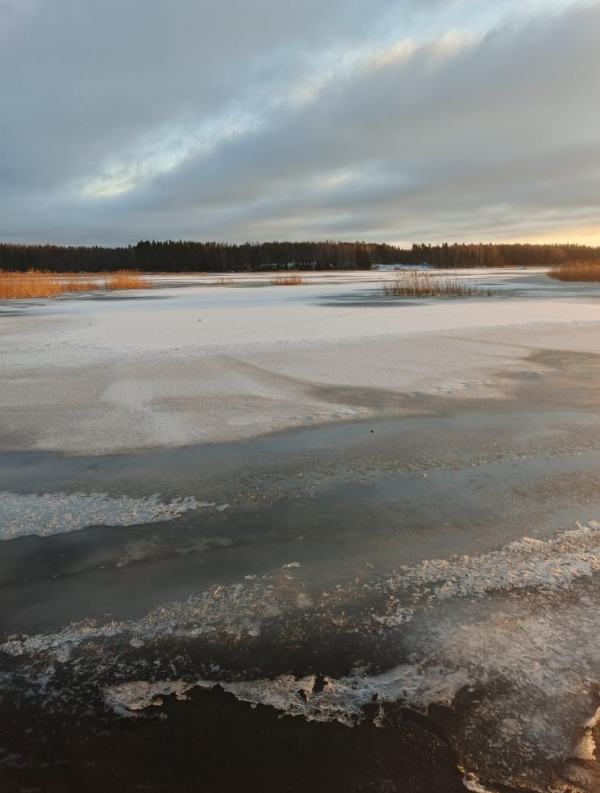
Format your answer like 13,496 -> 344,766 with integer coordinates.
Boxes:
1,267 -> 600,453
2,269 -> 600,792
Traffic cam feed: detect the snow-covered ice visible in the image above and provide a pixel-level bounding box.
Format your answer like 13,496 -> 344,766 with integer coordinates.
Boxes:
2,269 -> 600,453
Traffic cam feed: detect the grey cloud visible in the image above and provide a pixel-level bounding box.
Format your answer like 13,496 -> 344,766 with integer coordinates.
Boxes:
0,0 -> 398,192
0,0 -> 598,244
126,2 -> 599,241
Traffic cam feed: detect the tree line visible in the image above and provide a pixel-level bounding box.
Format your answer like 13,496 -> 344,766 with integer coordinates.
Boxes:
1,240 -> 599,273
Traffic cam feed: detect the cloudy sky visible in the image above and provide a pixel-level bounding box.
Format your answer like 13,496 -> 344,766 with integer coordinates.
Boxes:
1,0 -> 599,246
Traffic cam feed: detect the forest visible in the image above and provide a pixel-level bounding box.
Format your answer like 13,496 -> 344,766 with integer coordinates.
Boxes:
1,240 -> 599,273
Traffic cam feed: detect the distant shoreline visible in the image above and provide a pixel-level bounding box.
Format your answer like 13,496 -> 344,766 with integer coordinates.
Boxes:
2,240 -> 599,273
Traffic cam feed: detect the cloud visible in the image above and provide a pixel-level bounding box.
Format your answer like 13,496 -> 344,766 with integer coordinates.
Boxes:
0,0 -> 598,244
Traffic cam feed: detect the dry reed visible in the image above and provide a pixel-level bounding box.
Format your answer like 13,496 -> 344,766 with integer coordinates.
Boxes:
547,261 -> 600,282
0,269 -> 151,299
270,275 -> 305,286
103,270 -> 152,290
382,270 -> 487,298
0,270 -> 101,299
212,277 -> 237,285
0,271 -> 60,299
61,277 -> 99,292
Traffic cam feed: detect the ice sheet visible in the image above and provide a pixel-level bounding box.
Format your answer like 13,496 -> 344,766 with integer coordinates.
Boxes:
2,270 -> 600,454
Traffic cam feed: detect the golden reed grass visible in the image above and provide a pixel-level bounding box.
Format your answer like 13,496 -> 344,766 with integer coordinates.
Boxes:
212,277 -> 237,285
270,275 -> 305,286
548,261 -> 600,282
0,270 -> 151,299
104,270 -> 152,290
382,270 -> 486,297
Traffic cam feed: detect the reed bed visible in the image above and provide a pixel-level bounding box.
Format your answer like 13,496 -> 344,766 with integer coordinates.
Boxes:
382,270 -> 486,298
61,277 -> 99,292
0,271 -> 63,299
0,271 -> 98,299
212,277 -> 237,285
0,269 -> 151,299
270,275 -> 305,286
104,270 -> 152,290
547,261 -> 600,282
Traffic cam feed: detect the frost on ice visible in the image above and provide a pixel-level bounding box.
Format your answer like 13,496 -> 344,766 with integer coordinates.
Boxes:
0,491 -> 214,540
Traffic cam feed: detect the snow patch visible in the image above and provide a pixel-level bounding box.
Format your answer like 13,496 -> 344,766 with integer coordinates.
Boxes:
0,579 -> 286,658
462,775 -> 496,793
103,664 -> 471,724
382,521 -> 600,601
571,706 -> 600,762
0,491 -> 217,540
103,679 -> 214,716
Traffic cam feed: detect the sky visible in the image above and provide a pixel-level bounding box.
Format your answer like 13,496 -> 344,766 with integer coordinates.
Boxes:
1,0 -> 599,247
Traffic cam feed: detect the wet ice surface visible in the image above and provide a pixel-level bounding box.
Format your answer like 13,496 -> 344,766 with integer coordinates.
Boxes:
4,518 -> 600,791
5,440 -> 600,792
90,518 -> 600,782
